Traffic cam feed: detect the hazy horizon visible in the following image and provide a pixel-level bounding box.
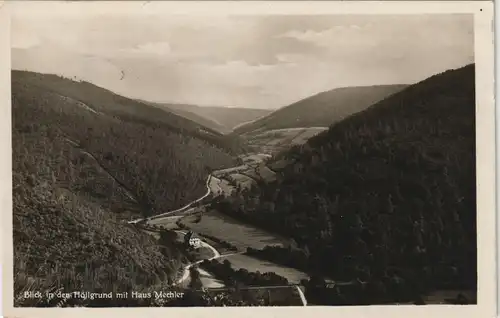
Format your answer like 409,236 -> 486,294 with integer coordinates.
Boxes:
11,2 -> 474,109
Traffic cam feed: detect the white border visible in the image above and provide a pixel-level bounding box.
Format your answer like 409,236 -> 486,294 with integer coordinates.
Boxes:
1,2 -> 496,318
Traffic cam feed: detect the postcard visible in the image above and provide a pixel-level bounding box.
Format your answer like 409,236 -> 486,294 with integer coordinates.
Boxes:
1,1 -> 496,318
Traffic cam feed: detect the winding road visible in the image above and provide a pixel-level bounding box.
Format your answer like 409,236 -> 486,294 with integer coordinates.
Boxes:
172,233 -> 243,287
65,135 -> 307,305
129,175 -> 213,224
136,154 -> 309,305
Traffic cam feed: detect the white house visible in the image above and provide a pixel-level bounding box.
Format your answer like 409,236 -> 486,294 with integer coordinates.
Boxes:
189,236 -> 202,249
185,231 -> 202,249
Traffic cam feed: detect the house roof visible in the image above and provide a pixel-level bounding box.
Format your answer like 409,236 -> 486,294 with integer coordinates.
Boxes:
185,231 -> 201,241
189,234 -> 201,240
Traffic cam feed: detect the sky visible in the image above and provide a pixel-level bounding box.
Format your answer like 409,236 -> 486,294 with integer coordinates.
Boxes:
10,3 -> 474,109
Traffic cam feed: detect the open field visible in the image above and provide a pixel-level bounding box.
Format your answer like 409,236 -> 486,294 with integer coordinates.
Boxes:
212,164 -> 250,177
198,267 -> 225,288
208,176 -> 234,197
208,176 -> 223,195
227,173 -> 257,190
267,159 -> 290,172
196,235 -> 239,255
255,165 -> 277,182
147,215 -> 183,229
179,211 -> 290,250
239,153 -> 272,164
239,169 -> 260,181
244,127 -> 328,154
191,246 -> 216,262
217,253 -> 309,284
289,127 -> 328,144
238,164 -> 277,183
214,153 -> 277,188
211,153 -> 277,195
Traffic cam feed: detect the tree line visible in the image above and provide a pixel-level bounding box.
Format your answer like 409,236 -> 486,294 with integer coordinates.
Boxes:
210,64 -> 477,304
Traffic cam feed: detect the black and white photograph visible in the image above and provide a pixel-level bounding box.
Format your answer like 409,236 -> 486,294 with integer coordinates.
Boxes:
2,0 -> 496,316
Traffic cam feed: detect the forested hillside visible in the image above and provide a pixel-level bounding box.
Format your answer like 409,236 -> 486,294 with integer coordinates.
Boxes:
13,71 -> 245,152
12,71 -> 237,305
233,85 -> 407,135
213,64 -> 476,303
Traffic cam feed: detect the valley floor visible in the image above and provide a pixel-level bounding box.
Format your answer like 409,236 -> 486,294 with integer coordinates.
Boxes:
136,153 -> 310,305
138,152 -> 475,306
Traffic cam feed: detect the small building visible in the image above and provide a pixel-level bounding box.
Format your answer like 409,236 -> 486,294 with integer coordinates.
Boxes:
184,231 -> 202,249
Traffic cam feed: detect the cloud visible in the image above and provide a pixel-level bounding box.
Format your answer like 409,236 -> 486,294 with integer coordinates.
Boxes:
210,60 -> 278,73
11,20 -> 42,49
277,25 -> 376,50
12,45 -> 124,85
279,25 -> 360,43
11,12 -> 474,109
275,53 -> 310,65
121,42 -> 172,56
12,33 -> 41,49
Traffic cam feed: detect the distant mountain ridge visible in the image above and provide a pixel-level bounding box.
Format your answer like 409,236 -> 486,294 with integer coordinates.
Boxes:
190,106 -> 272,132
139,100 -> 273,134
233,84 -> 408,135
138,100 -> 229,133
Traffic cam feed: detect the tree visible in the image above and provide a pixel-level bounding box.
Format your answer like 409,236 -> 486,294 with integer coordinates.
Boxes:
159,229 -> 178,246
184,231 -> 193,247
188,267 -> 203,290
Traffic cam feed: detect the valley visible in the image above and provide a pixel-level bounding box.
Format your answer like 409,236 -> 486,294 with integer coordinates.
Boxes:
136,153 -> 312,293
13,64 -> 477,307
8,5 -> 485,311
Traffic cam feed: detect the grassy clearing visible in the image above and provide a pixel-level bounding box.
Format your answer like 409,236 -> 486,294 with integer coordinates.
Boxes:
289,128 -> 328,145
191,247 -> 216,262
227,173 -> 256,190
245,127 -> 328,155
178,211 -> 290,250
239,169 -> 261,181
255,165 -> 277,182
239,153 -> 271,164
212,164 -> 250,176
147,216 -> 182,229
197,268 -> 225,288
210,177 -> 235,197
218,254 -> 309,284
176,216 -> 238,254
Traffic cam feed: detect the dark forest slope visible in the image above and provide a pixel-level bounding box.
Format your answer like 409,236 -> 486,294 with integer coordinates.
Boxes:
12,71 -> 237,305
214,64 -> 476,304
233,85 -> 407,135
